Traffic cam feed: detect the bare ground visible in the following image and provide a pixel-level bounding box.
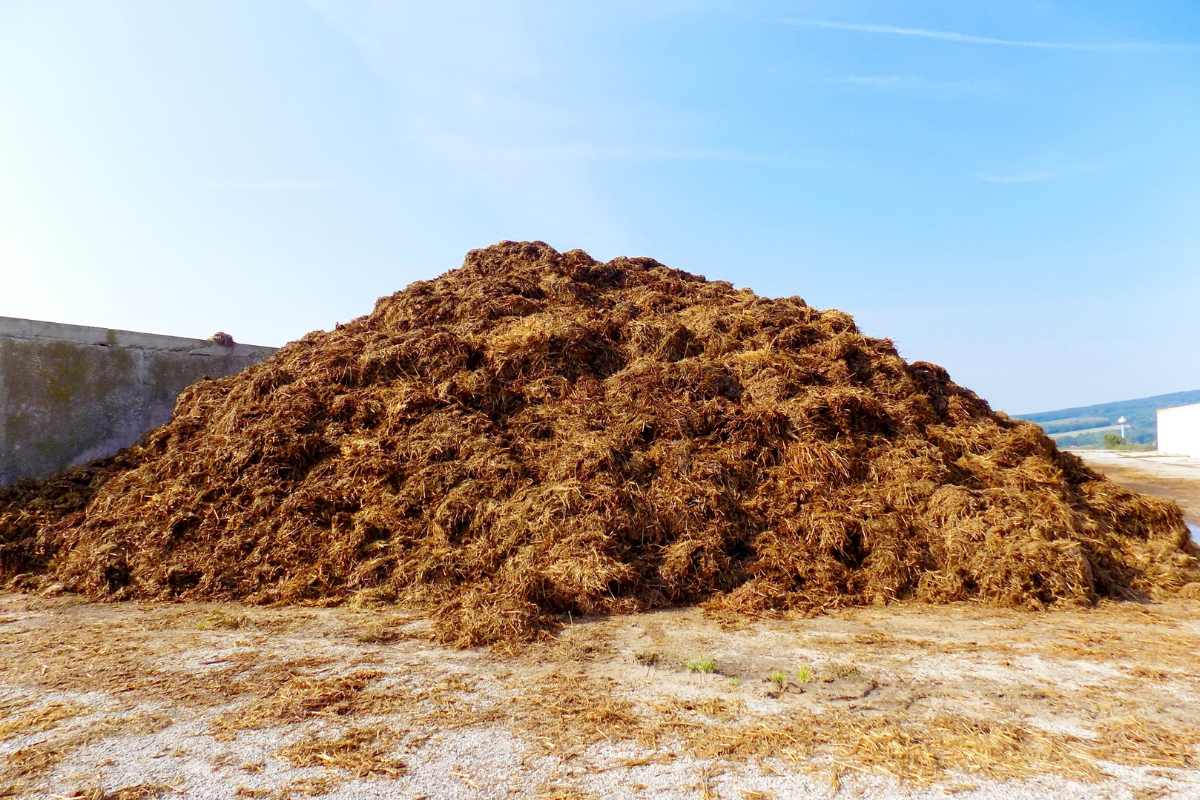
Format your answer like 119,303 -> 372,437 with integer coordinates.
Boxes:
2,590 -> 1200,800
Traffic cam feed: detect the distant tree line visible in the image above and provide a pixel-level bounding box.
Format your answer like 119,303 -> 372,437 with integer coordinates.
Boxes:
1015,388 -> 1200,449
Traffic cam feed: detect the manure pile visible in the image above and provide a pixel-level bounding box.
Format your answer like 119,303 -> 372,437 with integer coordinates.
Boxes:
1,242 -> 1195,644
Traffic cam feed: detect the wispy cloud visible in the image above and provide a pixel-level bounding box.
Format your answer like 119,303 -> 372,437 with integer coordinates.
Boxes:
195,180 -> 337,190
826,75 -> 1000,94
974,170 -> 1061,184
589,145 -> 768,163
302,1 -> 774,244
780,19 -> 1196,52
837,75 -> 937,89
974,162 -> 1110,183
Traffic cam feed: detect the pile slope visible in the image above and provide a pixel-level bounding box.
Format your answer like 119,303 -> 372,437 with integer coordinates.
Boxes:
1,242 -> 1195,644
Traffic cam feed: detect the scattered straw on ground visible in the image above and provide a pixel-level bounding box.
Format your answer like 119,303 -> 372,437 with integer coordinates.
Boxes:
2,594 -> 1199,797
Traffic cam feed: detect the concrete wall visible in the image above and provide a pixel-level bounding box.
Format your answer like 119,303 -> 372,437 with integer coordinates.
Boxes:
0,317 -> 276,488
1158,403 -> 1200,458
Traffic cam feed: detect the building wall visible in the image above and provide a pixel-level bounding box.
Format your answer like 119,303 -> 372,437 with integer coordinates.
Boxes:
1157,403 -> 1200,458
0,317 -> 276,488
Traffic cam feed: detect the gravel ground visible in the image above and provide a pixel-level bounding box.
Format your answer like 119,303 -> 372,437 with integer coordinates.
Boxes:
3,592 -> 1200,800
1077,450 -> 1200,482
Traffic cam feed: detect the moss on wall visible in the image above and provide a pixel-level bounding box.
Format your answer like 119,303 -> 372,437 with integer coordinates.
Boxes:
1,334 -> 271,486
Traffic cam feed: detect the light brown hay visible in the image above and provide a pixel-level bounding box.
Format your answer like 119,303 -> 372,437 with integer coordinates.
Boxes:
0,714 -> 173,798
0,701 -> 87,741
275,726 -> 406,778
212,669 -> 384,737
63,785 -> 177,800
0,241 -> 1195,644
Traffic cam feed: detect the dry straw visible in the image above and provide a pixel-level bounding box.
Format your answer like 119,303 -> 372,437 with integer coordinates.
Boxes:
1,242 -> 1195,644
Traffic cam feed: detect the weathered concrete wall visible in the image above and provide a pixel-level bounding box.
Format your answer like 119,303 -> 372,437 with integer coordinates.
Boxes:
0,317 -> 276,487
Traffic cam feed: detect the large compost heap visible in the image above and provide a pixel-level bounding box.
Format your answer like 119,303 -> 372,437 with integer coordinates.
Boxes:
1,242 -> 1195,644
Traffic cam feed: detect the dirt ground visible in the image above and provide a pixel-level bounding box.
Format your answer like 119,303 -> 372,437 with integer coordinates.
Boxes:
2,589 -> 1200,800
3,449 -> 1200,799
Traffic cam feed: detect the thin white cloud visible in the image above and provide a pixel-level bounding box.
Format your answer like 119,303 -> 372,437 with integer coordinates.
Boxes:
195,180 -> 337,190
301,1 -> 761,244
974,170 -> 1061,184
839,75 -> 932,88
974,161 -> 1112,184
780,19 -> 1196,52
592,146 -> 768,163
829,75 -> 999,93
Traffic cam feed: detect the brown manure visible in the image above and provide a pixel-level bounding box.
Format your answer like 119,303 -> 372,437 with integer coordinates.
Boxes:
1,242 -> 1196,644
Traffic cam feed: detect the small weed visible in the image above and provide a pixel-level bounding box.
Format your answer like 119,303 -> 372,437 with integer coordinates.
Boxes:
795,665 -> 812,684
684,657 -> 717,674
767,669 -> 787,689
824,662 -> 863,682
729,677 -> 741,687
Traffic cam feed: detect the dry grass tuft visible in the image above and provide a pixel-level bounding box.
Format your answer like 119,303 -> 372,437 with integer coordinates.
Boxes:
0,700 -> 86,741
276,726 -> 406,778
213,669 -> 383,737
511,671 -> 639,748
537,785 -> 598,800
1089,717 -> 1200,767
1,241 -> 1196,644
58,784 -> 177,800
822,663 -> 864,682
276,776 -> 336,798
0,714 -> 173,798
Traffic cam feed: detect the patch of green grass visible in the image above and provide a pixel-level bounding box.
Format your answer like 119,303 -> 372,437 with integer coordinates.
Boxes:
768,669 -> 788,689
683,656 -> 717,674
795,664 -> 812,684
729,677 -> 741,687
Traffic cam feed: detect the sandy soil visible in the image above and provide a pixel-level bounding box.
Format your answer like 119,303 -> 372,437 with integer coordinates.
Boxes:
2,590 -> 1200,800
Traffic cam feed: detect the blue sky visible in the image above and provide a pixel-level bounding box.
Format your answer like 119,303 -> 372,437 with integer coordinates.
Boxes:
0,1 -> 1197,413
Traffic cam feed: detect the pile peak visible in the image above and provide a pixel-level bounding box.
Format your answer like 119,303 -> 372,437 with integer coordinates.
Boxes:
1,242 -> 1194,644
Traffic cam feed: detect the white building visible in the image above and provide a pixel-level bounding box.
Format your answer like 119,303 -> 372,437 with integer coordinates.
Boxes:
1157,403 -> 1200,457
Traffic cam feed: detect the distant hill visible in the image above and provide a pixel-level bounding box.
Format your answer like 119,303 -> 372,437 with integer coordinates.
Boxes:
1013,390 -> 1200,447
